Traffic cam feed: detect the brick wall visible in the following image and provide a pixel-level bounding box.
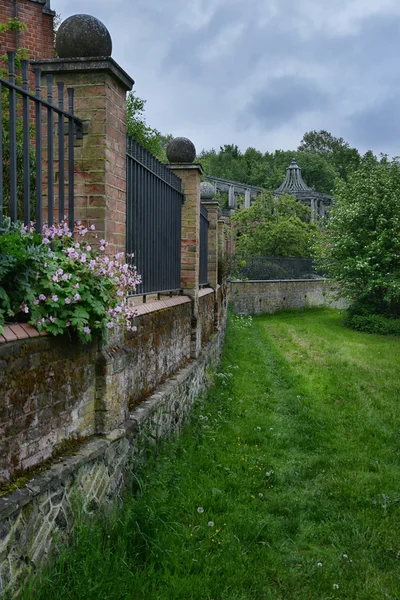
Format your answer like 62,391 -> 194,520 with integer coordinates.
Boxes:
0,334 -> 97,482
199,288 -> 215,346
0,0 -> 55,59
0,295 -> 216,484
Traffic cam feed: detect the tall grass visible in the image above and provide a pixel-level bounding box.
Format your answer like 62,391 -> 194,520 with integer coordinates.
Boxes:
20,309 -> 400,599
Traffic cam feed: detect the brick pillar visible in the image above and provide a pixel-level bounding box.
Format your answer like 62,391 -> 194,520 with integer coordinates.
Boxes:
201,201 -> 219,288
168,162 -> 203,357
31,57 -> 134,255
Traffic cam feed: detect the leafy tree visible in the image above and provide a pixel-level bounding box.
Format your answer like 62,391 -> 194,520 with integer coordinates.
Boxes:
126,92 -> 172,162
298,130 -> 361,181
231,192 -> 320,257
319,155 -> 400,318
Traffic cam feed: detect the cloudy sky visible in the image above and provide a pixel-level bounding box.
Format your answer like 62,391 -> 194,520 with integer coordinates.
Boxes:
52,0 -> 400,157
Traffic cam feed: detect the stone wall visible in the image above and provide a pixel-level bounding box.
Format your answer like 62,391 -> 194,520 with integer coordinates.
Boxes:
0,335 -> 97,483
199,288 -> 216,346
0,296 -> 202,485
0,306 -> 227,597
231,280 -> 348,315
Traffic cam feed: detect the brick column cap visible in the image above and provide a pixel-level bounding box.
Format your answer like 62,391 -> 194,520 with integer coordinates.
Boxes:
31,57 -> 134,91
201,201 -> 219,208
167,163 -> 204,175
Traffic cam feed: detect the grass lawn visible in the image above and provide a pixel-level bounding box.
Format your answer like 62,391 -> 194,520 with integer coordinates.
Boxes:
22,309 -> 400,600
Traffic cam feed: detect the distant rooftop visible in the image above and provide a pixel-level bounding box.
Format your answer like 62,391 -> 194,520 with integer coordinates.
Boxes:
274,159 -> 332,201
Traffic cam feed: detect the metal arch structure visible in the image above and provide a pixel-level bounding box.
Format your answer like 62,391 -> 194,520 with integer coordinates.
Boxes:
274,159 -> 333,220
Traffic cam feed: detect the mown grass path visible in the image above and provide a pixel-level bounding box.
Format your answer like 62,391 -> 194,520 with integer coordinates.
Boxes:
24,310 -> 400,600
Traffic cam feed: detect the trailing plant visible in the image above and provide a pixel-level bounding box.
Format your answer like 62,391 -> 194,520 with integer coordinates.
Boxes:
0,221 -> 140,342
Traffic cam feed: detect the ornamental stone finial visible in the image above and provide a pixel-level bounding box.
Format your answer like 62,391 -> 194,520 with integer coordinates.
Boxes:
166,137 -> 196,164
200,181 -> 216,200
56,14 -> 112,59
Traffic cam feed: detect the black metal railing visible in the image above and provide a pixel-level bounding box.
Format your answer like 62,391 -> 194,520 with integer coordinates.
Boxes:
231,256 -> 325,281
199,203 -> 209,286
126,137 -> 184,297
0,51 -> 82,232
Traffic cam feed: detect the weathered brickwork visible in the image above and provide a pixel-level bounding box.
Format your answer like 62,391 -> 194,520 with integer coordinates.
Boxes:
0,312 -> 227,597
231,280 -> 348,315
0,297 -> 198,484
199,288 -> 216,346
201,201 -> 219,288
31,59 -> 134,256
0,0 -> 55,60
0,336 -> 97,483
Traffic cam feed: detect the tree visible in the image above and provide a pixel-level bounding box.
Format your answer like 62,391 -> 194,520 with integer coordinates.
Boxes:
319,156 -> 400,318
231,192 -> 320,257
298,130 -> 361,181
126,92 -> 172,162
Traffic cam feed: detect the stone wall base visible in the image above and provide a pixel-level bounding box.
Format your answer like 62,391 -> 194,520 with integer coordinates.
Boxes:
0,320 -> 226,596
230,280 -> 349,315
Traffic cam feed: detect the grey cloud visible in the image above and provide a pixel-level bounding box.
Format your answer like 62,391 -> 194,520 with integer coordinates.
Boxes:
240,77 -> 329,130
52,0 -> 400,155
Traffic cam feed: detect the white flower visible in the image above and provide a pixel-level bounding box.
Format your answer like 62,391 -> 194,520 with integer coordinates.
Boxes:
343,554 -> 348,559
197,507 -> 204,514
208,521 -> 214,527
317,562 -> 323,567
333,584 -> 339,590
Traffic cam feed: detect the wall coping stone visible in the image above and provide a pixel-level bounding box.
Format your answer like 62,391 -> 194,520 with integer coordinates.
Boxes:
199,287 -> 215,298
231,278 -> 328,284
167,163 -> 204,175
31,56 -> 134,91
0,324 -> 47,344
134,295 -> 191,317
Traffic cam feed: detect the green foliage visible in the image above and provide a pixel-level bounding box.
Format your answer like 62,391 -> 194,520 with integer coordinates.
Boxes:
231,192 -> 320,257
198,143 -> 340,195
126,92 -> 173,162
298,130 -> 362,181
319,156 -> 400,321
0,18 -> 26,33
0,222 -> 48,331
21,310 -> 400,600
0,222 -> 139,341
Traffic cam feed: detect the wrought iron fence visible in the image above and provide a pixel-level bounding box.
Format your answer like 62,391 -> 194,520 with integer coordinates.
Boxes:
231,256 -> 325,281
0,52 -> 82,233
126,137 -> 184,296
199,203 -> 209,286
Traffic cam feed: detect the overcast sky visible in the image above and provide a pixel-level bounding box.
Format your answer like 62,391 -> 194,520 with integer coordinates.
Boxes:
52,0 -> 400,157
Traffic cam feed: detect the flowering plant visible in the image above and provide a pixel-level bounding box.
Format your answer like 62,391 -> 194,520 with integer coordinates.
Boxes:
0,220 -> 140,342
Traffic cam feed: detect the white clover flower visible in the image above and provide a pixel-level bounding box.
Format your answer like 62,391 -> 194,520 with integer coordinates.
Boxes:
333,584 -> 339,590
208,521 -> 214,527
317,562 -> 323,567
197,507 -> 204,514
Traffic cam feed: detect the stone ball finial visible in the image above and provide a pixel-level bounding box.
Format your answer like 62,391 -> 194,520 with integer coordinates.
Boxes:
166,137 -> 196,164
56,14 -> 112,59
200,181 -> 216,200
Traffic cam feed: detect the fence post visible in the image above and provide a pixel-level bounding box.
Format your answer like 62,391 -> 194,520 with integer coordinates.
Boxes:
32,14 -> 134,256
200,182 -> 219,289
167,137 -> 203,358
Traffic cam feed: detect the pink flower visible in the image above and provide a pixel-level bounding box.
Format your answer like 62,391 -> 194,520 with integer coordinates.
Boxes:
51,294 -> 58,302
106,322 -> 114,329
39,294 -> 46,301
90,225 -> 96,231
86,245 -> 92,252
73,293 -> 81,302
43,238 -> 50,245
65,298 -> 71,305
74,242 -> 80,249
66,322 -> 71,327
73,283 -> 79,289
83,326 -> 91,335
100,246 -> 105,252
33,299 -> 40,306
49,316 -> 56,323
